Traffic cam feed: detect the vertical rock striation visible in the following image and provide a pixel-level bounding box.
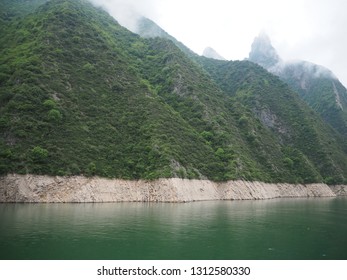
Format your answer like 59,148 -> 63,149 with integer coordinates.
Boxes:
0,174 -> 344,203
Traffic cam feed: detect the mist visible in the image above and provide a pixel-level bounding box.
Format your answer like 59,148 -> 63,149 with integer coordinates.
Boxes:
88,0 -> 347,87
88,0 -> 158,32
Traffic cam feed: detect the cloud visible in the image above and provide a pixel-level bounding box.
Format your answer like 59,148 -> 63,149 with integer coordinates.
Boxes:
88,0 -> 347,86
266,0 -> 347,86
89,0 -> 158,32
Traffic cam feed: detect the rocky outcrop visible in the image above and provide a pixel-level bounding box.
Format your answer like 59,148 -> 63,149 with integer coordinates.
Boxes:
0,175 -> 218,203
0,174 -> 344,203
248,32 -> 281,69
329,185 -> 347,196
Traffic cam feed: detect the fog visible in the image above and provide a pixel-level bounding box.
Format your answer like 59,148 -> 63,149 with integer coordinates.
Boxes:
89,0 -> 158,32
89,0 -> 347,86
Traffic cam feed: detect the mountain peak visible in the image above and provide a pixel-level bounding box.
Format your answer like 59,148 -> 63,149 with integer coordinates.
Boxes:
202,47 -> 226,60
249,32 -> 281,68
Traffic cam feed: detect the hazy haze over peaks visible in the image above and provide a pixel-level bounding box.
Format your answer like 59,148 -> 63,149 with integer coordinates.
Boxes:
89,0 -> 158,32
89,0 -> 347,87
202,47 -> 226,60
249,32 -> 338,80
249,32 -> 281,68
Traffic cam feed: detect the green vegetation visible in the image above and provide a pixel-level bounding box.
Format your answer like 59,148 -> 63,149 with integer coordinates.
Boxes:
279,63 -> 347,137
198,58 -> 347,183
0,0 -> 346,184
247,34 -> 347,138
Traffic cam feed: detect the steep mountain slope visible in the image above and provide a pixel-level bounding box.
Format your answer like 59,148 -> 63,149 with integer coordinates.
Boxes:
249,33 -> 347,137
279,62 -> 347,137
199,58 -> 347,184
0,0 -> 49,36
134,16 -> 347,184
0,0 -> 49,19
0,0 -> 275,181
0,0 -> 222,179
1,0 -> 347,184
134,38 -> 292,182
134,16 -> 197,59
0,0 -> 278,182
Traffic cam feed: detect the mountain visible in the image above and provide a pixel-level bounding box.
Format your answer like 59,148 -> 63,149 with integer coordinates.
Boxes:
249,33 -> 347,137
0,0 -> 49,19
0,0 -> 218,179
199,57 -> 347,184
248,32 -> 281,69
202,47 -> 226,60
134,16 -> 197,59
1,0 -> 347,184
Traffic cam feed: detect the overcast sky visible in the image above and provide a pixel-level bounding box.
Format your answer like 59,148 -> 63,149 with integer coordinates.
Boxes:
92,0 -> 347,86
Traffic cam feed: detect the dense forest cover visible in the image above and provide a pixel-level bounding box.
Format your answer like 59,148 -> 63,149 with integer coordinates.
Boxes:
1,0 -> 346,184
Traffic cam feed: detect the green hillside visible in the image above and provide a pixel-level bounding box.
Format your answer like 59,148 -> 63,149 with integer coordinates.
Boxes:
279,62 -> 347,137
198,58 -> 347,184
135,17 -> 197,59
248,33 -> 347,137
0,0 -> 226,180
1,0 -> 346,184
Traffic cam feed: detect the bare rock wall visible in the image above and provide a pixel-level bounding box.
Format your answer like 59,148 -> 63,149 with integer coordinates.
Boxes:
0,174 -> 343,203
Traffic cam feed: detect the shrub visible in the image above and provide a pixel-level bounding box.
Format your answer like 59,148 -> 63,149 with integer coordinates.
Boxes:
43,99 -> 56,109
48,109 -> 62,122
31,146 -> 48,162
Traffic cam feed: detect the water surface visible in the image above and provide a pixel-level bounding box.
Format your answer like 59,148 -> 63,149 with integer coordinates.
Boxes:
1,198 -> 346,259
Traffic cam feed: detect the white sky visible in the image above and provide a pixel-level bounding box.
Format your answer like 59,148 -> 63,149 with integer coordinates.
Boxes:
92,0 -> 347,86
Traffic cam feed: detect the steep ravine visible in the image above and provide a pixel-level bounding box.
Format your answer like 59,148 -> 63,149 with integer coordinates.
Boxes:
1,174 -> 346,203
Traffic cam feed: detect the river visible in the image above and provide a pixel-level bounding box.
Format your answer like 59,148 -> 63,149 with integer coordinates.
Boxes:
1,198 -> 346,259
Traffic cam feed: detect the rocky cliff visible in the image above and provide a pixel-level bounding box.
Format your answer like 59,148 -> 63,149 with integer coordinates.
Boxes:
1,174 -> 345,203
329,185 -> 347,196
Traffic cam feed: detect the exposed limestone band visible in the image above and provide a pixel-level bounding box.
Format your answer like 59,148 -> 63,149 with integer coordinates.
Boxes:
0,174 -> 346,203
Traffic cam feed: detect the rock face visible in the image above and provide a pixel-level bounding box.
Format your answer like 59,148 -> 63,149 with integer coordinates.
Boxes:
0,174 -> 343,203
248,32 -> 281,69
329,185 -> 347,196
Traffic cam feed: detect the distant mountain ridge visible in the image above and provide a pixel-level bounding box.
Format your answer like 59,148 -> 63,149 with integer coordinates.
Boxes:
248,33 -> 347,137
134,16 -> 197,58
0,0 -> 347,184
202,47 -> 226,60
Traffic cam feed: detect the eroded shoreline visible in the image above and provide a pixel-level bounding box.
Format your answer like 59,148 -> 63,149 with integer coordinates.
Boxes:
1,174 -> 346,203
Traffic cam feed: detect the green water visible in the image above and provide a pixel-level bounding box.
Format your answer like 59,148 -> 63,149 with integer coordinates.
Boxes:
0,198 -> 347,260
